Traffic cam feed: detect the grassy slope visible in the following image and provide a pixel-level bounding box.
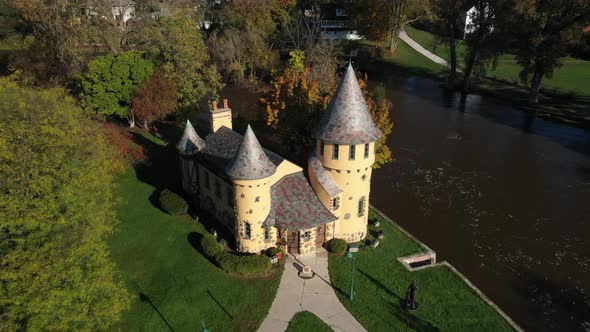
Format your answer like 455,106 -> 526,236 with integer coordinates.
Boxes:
286,311 -> 334,332
328,210 -> 515,332
404,26 -> 590,96
109,170 -> 281,331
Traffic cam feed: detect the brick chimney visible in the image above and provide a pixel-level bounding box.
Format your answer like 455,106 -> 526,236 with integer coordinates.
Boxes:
209,99 -> 232,133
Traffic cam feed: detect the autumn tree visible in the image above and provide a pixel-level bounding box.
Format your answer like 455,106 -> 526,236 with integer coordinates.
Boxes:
131,71 -> 178,128
81,50 -> 154,126
262,53 -> 392,167
142,11 -> 222,111
512,0 -> 590,104
0,78 -> 131,330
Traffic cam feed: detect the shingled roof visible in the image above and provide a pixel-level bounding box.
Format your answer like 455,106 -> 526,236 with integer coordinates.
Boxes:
313,63 -> 382,144
225,125 -> 277,180
176,120 -> 206,155
264,173 -> 337,230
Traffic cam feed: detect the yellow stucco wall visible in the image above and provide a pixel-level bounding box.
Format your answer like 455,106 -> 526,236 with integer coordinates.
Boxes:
312,140 -> 376,243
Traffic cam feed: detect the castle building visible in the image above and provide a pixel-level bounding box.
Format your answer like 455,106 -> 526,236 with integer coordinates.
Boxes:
177,64 -> 382,255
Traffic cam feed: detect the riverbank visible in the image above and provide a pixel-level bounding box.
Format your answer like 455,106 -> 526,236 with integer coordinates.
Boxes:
328,208 -> 521,331
351,33 -> 590,128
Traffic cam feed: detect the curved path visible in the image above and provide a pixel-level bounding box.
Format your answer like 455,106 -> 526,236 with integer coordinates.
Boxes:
258,252 -> 366,332
399,30 -> 449,67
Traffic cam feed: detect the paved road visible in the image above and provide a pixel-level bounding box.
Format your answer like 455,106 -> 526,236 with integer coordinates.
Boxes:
258,252 -> 366,332
399,30 -> 449,67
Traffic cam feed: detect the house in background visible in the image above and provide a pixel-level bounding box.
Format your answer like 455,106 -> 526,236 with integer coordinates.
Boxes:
304,1 -> 362,40
177,64 -> 381,256
80,0 -> 136,25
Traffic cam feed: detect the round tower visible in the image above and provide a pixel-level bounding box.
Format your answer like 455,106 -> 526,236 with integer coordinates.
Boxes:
176,120 -> 206,196
226,125 -> 277,253
311,63 -> 382,243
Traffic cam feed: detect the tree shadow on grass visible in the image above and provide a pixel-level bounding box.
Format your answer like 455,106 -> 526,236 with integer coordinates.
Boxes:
358,268 -> 402,300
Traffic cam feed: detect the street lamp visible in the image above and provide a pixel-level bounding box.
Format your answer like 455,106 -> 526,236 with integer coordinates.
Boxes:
346,251 -> 356,302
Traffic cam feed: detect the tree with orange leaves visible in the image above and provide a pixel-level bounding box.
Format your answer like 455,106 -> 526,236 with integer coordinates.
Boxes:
131,71 -> 178,128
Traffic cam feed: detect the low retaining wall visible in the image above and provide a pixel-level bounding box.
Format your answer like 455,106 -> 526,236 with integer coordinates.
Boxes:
370,204 -> 523,332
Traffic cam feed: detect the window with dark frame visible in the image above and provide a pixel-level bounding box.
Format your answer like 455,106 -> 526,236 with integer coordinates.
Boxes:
358,196 -> 366,216
364,143 -> 369,159
332,144 -> 339,160
303,231 -> 311,240
331,197 -> 340,210
244,222 -> 251,239
349,144 -> 356,160
264,227 -> 270,240
320,141 -> 325,156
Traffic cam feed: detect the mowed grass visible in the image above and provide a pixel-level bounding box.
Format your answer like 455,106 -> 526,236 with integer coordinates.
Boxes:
109,169 -> 282,331
286,311 -> 333,332
328,209 -> 516,332
404,26 -> 590,96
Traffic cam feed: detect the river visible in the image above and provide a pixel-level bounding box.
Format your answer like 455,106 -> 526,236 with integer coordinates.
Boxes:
215,73 -> 590,331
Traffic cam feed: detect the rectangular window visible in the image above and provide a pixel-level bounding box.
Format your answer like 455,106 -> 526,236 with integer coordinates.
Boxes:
320,141 -> 325,156
332,144 -> 339,160
204,170 -> 210,189
358,196 -> 366,217
215,179 -> 222,199
335,8 -> 346,17
226,187 -> 234,207
364,143 -> 370,159
349,145 -> 356,160
244,222 -> 251,239
331,197 -> 340,210
264,227 -> 270,240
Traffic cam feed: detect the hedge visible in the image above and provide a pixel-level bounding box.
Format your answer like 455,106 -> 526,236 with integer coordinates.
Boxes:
199,234 -> 272,276
327,238 -> 348,255
158,189 -> 188,215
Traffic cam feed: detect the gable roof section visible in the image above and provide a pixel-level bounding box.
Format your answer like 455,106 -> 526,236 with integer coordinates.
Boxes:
313,63 -> 382,144
264,173 -> 337,230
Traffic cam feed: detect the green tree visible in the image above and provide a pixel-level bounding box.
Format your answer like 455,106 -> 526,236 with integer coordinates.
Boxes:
0,78 -> 131,331
81,50 -> 154,126
513,0 -> 590,104
143,12 -> 222,111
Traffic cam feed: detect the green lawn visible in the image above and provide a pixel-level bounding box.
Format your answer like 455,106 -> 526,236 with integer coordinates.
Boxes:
286,311 -> 334,332
404,26 -> 590,96
109,169 -> 282,331
328,209 -> 516,332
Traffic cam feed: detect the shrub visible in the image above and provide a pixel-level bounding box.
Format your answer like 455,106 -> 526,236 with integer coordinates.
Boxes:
265,247 -> 283,257
216,252 -> 272,276
327,238 -> 348,255
158,189 -> 188,215
200,234 -> 224,258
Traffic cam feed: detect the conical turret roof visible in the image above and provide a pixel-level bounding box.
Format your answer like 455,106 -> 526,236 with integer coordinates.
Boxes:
176,120 -> 205,155
225,125 -> 277,180
313,63 -> 382,144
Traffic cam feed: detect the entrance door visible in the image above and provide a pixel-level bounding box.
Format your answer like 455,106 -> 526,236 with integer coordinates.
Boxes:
316,225 -> 325,249
287,230 -> 299,254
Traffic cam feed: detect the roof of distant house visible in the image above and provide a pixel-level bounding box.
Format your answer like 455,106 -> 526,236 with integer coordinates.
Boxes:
313,63 -> 382,144
264,173 -> 337,230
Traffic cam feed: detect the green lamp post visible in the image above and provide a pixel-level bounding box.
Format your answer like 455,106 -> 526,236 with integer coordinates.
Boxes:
346,251 -> 356,302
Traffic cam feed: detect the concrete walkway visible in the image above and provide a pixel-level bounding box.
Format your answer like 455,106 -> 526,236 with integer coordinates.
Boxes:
258,252 -> 366,332
399,30 -> 450,68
